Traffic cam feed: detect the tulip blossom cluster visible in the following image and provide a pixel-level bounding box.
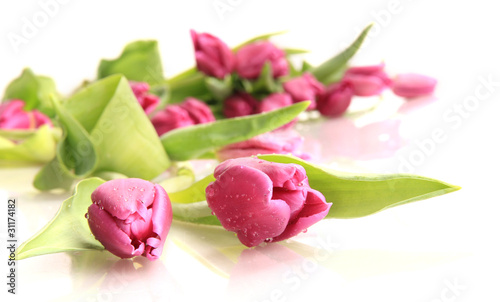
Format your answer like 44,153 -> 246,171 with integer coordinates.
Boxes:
188,30 -> 437,120
0,99 -> 52,130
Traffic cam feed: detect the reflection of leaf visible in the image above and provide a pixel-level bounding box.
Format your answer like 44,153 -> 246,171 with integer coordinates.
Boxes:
97,40 -> 164,86
311,24 -> 373,85
16,178 -> 105,260
258,154 -> 460,218
2,68 -> 59,116
34,75 -> 170,191
0,125 -> 59,166
161,102 -> 309,161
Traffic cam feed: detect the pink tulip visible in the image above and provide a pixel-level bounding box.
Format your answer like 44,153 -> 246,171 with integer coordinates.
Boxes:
87,178 -> 172,261
235,41 -> 288,79
257,93 -> 293,113
216,129 -> 310,161
0,99 -> 52,130
151,98 -> 215,136
191,30 -> 234,79
391,73 -> 437,98
343,63 -> 391,97
129,81 -> 160,115
181,97 -> 216,124
283,73 -> 324,109
206,157 -> 331,247
223,93 -> 259,118
317,82 -> 354,117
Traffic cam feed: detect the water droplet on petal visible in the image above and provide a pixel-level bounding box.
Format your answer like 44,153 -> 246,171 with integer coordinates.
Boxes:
84,213 -> 89,219
302,229 -> 308,233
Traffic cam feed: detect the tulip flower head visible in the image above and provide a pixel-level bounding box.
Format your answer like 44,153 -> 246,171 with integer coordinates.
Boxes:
191,30 -> 234,79
317,82 -> 354,117
206,157 -> 331,247
129,81 -> 160,115
235,41 -> 289,79
283,73 -> 324,109
343,63 -> 391,97
87,178 -> 173,260
391,73 -> 437,98
0,99 -> 52,130
151,97 -> 215,136
223,93 -> 259,118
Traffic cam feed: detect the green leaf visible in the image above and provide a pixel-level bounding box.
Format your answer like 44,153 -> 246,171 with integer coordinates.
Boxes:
35,75 -> 170,191
311,24 -> 373,84
166,71 -> 211,104
16,178 -> 106,260
258,154 -> 460,218
168,174 -> 215,204
171,201 -> 221,225
161,101 -> 309,161
205,75 -> 233,102
232,31 -> 287,51
0,125 -> 59,166
97,40 -> 164,86
239,62 -> 282,95
2,68 -> 59,117
283,48 -> 310,55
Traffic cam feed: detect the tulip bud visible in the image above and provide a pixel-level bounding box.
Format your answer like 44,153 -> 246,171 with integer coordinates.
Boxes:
216,129 -> 309,161
317,82 -> 353,117
235,41 -> 288,79
191,30 -> 234,79
86,178 -> 173,260
391,73 -> 437,98
283,73 -> 324,109
343,63 -> 391,97
206,157 -> 331,247
151,98 -> 215,136
0,99 -> 52,130
223,93 -> 259,118
129,81 -> 160,115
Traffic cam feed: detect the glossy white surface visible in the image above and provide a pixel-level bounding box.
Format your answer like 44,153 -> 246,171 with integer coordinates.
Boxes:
1,1 -> 500,301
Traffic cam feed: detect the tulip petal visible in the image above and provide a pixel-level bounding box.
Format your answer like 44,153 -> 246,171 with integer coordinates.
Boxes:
273,188 -> 331,242
91,178 -> 155,221
145,184 -> 173,260
87,204 -> 144,258
207,162 -> 291,247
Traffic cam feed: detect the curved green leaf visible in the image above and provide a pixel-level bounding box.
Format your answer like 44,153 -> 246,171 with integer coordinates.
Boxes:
2,68 -> 59,117
0,126 -> 59,166
171,201 -> 221,226
311,23 -> 373,84
161,101 -> 309,161
97,40 -> 164,86
258,154 -> 460,218
168,174 -> 215,204
16,178 -> 106,260
35,75 -> 170,191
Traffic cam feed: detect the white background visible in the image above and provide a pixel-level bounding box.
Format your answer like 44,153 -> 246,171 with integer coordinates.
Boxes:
1,0 -> 500,301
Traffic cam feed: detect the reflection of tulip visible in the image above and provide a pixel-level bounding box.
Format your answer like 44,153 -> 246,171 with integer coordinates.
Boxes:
191,30 -> 234,79
283,73 -> 324,109
317,82 -> 353,117
223,93 -> 259,118
343,63 -> 391,97
151,98 -> 215,136
206,158 -> 331,247
87,178 -> 172,261
391,73 -> 437,98
235,41 -> 288,79
0,100 -> 52,130
129,81 -> 160,114
216,129 -> 309,161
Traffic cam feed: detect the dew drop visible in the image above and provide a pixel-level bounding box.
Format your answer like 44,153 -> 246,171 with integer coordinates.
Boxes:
302,229 -> 308,233
84,213 -> 89,219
